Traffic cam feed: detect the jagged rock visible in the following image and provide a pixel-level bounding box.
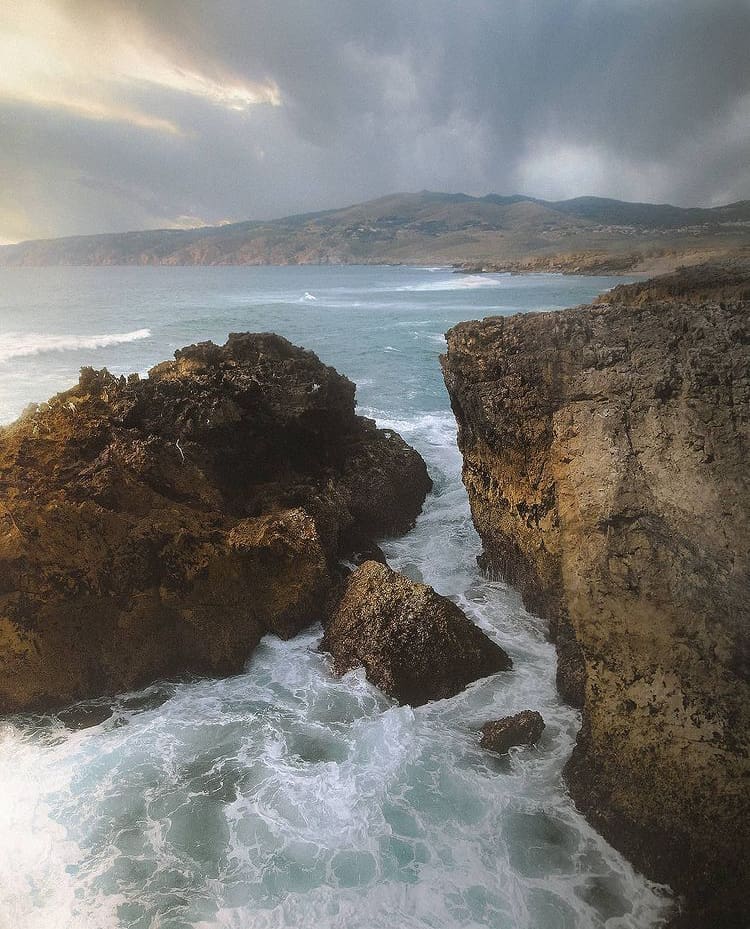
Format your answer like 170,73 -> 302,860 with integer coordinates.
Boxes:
480,710 -> 545,753
441,262 -> 750,928
321,560 -> 511,705
0,333 -> 432,712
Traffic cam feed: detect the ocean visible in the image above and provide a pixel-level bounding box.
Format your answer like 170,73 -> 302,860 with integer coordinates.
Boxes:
0,266 -> 670,929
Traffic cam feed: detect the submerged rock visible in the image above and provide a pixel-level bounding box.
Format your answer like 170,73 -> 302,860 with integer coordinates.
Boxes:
0,333 -> 432,713
441,262 -> 750,927
321,560 -> 512,705
480,710 -> 545,753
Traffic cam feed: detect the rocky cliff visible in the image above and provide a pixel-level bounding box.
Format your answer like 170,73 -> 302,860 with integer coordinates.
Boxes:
0,333 -> 432,713
441,264 -> 750,927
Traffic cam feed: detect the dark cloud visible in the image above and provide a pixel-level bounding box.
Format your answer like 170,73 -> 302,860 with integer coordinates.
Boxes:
3,0 -> 750,241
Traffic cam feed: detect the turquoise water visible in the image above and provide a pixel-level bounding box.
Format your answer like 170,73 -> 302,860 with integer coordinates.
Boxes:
0,266 -> 671,928
1,265 -> 618,425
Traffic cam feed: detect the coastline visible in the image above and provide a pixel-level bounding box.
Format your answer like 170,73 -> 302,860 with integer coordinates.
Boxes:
0,251 -> 739,276
1,191 -> 747,273
0,260 -> 745,926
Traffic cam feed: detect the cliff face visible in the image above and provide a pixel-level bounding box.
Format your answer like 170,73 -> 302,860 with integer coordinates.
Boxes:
0,334 -> 431,713
441,268 -> 750,927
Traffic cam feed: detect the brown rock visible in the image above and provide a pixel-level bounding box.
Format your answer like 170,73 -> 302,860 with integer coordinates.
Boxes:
0,333 -> 431,713
321,560 -> 511,706
598,257 -> 750,306
441,262 -> 750,927
480,710 -> 545,753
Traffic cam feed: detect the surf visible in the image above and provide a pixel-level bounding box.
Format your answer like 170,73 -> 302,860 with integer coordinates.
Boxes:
0,329 -> 151,364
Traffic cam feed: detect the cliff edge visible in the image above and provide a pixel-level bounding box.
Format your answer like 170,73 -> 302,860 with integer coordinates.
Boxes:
441,263 -> 750,927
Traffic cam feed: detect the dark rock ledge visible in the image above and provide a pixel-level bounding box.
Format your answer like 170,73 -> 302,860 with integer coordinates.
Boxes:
0,332 -> 434,713
441,263 -> 750,929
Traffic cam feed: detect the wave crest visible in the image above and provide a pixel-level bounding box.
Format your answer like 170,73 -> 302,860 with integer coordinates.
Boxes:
394,274 -> 509,292
0,329 -> 151,364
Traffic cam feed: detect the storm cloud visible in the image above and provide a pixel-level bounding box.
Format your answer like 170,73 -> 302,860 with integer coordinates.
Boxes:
2,0 -> 749,242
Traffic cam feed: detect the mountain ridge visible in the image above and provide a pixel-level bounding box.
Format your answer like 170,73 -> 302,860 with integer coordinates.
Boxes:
2,191 -> 749,272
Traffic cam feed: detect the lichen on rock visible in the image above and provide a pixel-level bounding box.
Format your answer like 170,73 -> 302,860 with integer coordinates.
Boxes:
0,332 -> 432,713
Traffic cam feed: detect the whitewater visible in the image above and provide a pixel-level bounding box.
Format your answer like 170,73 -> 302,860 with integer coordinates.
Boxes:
0,265 -> 671,929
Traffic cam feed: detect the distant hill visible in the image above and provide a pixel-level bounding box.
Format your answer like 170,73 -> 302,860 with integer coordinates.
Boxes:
1,191 -> 749,272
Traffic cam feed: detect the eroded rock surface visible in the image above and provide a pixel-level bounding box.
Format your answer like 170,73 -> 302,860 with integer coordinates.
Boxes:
0,333 -> 431,713
321,560 -> 511,705
480,710 -> 545,753
442,264 -> 750,927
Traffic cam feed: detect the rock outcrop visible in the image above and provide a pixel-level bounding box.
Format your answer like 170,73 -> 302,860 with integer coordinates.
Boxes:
0,333 -> 432,713
321,560 -> 511,705
442,264 -> 750,928
480,710 -> 545,753
599,257 -> 750,305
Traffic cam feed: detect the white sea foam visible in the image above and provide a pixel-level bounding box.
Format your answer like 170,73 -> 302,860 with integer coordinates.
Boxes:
0,723 -> 122,929
395,274 -> 510,292
360,408 -> 457,448
0,329 -> 151,364
0,616 -> 670,929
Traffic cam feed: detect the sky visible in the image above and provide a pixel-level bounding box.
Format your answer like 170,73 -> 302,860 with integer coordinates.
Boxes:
1,0 -> 749,243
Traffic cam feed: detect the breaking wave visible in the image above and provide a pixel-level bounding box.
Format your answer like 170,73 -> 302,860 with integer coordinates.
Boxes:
0,329 -> 151,364
394,275 -> 510,292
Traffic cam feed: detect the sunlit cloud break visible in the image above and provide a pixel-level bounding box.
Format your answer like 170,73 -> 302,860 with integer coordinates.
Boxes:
0,0 -> 280,134
124,53 -> 282,112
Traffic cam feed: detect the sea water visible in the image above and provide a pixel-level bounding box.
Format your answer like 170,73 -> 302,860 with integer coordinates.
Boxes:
0,266 -> 671,929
